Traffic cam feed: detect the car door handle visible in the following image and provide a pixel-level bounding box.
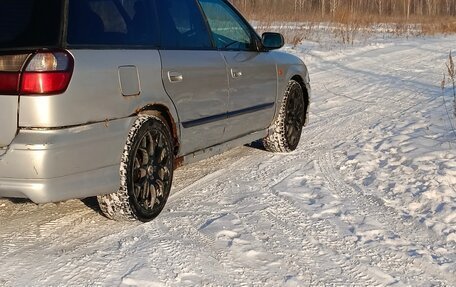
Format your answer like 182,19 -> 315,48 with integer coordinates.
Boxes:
168,71 -> 183,83
231,69 -> 243,78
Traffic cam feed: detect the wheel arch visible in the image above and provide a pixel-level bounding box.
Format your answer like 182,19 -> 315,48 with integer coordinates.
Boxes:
135,104 -> 180,155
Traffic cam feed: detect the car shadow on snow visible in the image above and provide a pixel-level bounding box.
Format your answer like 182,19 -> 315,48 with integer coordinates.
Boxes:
80,197 -> 102,213
246,140 -> 267,151
5,198 -> 31,204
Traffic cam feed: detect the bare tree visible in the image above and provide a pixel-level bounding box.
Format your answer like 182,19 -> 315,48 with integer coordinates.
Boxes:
377,0 -> 383,15
405,0 -> 411,19
330,0 -> 338,17
321,0 -> 325,17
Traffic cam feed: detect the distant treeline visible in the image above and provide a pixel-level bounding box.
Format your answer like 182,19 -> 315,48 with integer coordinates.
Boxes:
230,0 -> 456,20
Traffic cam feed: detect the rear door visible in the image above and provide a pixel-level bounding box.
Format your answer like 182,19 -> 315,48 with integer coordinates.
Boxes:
157,0 -> 229,155
198,0 -> 277,141
0,0 -> 63,147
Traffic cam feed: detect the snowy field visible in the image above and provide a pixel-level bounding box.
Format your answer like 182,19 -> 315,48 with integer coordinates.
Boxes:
1,34 -> 456,286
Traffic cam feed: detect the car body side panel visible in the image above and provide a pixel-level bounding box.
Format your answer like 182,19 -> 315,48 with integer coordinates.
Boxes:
18,50 -> 179,134
0,96 -> 18,147
160,50 -> 229,155
221,51 -> 277,141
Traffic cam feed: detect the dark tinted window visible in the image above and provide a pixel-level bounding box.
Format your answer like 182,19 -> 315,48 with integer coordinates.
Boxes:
0,0 -> 62,49
67,0 -> 157,46
156,0 -> 212,50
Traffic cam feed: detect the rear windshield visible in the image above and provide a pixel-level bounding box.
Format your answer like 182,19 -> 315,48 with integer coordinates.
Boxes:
0,0 -> 62,49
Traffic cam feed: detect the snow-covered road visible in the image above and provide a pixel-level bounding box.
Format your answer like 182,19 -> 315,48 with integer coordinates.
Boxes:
1,36 -> 455,286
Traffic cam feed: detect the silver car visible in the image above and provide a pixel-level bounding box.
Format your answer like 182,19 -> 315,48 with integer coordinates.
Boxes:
0,0 -> 310,221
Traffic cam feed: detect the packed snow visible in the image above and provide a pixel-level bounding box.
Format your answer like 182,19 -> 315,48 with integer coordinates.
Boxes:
1,34 -> 456,286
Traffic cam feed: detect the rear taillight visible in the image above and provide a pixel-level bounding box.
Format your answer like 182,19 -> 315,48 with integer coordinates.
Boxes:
0,54 -> 29,71
0,50 -> 73,95
21,72 -> 73,95
0,54 -> 29,94
0,73 -> 21,94
21,51 -> 74,95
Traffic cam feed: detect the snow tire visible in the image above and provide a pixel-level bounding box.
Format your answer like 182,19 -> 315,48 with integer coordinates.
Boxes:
262,80 -> 305,153
97,115 -> 174,222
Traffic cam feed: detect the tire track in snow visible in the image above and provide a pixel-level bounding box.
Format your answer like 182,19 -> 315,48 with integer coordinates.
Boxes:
165,163 -> 372,285
235,143 -> 451,285
304,51 -> 449,284
161,215 -> 272,286
164,144 -> 387,285
316,151 -> 455,285
0,207 -> 93,259
215,91 -> 453,285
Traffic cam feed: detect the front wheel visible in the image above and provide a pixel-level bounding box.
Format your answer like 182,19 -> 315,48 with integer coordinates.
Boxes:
98,116 -> 174,222
262,80 -> 305,153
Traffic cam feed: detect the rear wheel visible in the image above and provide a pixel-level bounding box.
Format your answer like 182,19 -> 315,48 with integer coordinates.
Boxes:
262,80 -> 305,152
98,116 -> 174,222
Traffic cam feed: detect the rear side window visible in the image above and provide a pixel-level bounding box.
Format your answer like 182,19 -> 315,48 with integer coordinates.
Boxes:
156,0 -> 213,50
67,0 -> 157,46
0,0 -> 62,49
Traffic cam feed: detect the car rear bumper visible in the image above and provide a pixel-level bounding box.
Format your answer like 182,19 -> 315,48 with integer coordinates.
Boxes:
0,166 -> 119,203
0,117 -> 135,203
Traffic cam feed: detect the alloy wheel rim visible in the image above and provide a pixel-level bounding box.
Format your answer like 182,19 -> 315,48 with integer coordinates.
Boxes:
131,129 -> 171,213
285,87 -> 305,148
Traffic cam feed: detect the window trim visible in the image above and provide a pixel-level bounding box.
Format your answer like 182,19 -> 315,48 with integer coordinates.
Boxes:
60,0 -> 69,48
194,0 -> 217,50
